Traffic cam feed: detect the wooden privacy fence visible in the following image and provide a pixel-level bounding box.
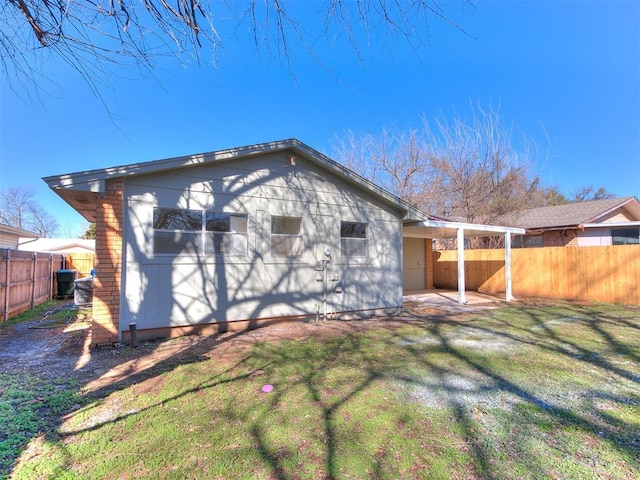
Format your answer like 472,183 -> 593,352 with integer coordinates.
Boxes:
65,253 -> 95,278
433,245 -> 639,305
0,249 -> 95,321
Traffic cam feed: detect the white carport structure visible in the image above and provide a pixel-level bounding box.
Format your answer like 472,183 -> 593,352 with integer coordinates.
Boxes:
403,219 -> 525,305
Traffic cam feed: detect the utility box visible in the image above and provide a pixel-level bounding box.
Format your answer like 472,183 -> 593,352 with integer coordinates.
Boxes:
56,269 -> 77,299
74,277 -> 94,306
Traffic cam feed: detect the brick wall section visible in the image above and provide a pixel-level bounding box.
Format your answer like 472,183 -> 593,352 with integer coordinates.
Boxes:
91,178 -> 124,347
542,230 -> 577,247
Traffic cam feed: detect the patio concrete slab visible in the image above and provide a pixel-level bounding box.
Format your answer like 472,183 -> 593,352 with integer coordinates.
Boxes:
403,289 -> 504,313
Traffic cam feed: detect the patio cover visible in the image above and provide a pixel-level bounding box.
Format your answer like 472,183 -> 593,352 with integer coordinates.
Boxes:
403,219 -> 525,304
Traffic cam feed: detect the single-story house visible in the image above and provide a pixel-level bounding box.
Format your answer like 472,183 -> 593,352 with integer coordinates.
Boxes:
44,139 -> 523,347
0,224 -> 39,249
18,238 -> 96,254
502,197 -> 640,247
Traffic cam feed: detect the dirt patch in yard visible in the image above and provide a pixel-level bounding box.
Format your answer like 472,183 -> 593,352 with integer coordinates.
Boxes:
2,303 -> 460,394
0,297 -> 597,395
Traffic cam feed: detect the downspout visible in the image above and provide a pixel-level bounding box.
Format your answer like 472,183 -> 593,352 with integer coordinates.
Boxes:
323,248 -> 332,321
17,236 -> 40,248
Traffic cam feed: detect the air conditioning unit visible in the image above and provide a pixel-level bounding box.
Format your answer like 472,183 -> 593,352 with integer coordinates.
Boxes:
74,277 -> 94,306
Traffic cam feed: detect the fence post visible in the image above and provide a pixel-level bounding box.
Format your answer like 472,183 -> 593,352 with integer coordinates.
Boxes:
2,249 -> 10,322
30,252 -> 37,309
49,254 -> 54,299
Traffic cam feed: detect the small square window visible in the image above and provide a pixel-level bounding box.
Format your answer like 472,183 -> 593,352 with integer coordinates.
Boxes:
271,216 -> 303,256
205,213 -> 248,255
341,221 -> 368,257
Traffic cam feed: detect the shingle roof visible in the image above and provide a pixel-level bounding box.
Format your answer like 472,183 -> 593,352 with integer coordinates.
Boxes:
502,197 -> 638,229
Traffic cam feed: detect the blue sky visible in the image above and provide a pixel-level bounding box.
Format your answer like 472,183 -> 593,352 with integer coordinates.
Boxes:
1,0 -> 639,236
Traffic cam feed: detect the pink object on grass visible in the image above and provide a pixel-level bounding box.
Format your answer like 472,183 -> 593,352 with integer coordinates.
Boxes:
261,384 -> 274,393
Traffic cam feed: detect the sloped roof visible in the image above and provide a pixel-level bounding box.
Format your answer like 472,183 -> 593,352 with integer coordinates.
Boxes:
502,197 -> 640,230
43,138 -> 435,223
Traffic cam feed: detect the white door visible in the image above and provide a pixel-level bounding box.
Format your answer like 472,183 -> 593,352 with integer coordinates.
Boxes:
403,237 -> 426,291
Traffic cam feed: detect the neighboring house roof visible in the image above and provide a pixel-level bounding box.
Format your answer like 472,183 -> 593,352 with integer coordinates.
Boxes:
43,138 -> 524,239
502,197 -> 640,231
18,238 -> 95,253
0,224 -> 39,249
0,224 -> 39,238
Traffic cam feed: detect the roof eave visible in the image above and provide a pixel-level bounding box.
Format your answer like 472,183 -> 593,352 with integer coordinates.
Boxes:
43,138 -> 425,222
0,225 -> 40,238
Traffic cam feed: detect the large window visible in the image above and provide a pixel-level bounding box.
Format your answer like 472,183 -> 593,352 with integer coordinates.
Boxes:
341,221 -> 368,257
153,208 -> 248,255
612,227 -> 640,245
271,216 -> 303,256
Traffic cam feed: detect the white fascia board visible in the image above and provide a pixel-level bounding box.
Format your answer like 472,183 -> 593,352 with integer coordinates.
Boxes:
582,221 -> 640,228
43,174 -> 105,194
417,219 -> 525,236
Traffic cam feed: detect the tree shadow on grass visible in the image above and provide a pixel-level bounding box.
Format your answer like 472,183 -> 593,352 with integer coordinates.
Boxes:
4,302 -> 640,479
398,303 -> 640,478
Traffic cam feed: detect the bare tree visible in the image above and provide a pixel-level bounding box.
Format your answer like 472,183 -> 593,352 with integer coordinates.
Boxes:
332,128 -> 438,208
334,105 -> 544,220
2,0 -> 473,94
423,106 -> 545,225
0,185 -> 58,236
332,105 -> 550,247
571,185 -> 615,202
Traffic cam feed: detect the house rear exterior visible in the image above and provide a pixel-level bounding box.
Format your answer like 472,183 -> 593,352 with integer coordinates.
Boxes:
45,140 -> 412,345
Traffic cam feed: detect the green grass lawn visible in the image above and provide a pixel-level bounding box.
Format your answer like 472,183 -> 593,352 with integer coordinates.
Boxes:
4,302 -> 640,479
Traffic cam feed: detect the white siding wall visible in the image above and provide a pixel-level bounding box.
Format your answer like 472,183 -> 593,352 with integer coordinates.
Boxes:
121,152 -> 403,331
600,210 -> 633,223
0,234 -> 18,249
576,228 -> 613,246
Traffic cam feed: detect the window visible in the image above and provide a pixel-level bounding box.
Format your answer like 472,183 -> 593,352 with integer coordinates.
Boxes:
271,216 -> 303,256
153,208 -> 202,254
512,234 -> 543,248
153,208 -> 248,255
341,221 -> 368,257
612,227 -> 640,245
